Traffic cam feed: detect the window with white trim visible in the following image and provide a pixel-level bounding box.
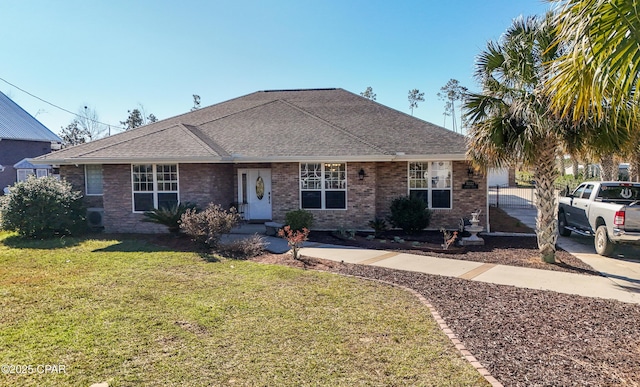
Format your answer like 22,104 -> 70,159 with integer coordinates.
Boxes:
16,169 -> 35,182
132,164 -> 178,212
300,163 -> 347,209
85,165 -> 103,195
408,161 -> 452,209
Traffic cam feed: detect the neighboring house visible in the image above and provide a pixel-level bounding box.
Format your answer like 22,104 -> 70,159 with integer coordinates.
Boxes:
33,88 -> 487,233
0,91 -> 62,191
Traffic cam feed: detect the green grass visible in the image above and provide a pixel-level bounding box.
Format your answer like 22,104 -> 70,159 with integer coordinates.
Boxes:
0,232 -> 487,386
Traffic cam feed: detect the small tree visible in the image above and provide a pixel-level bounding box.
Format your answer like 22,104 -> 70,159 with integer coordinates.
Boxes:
191,94 -> 201,111
278,225 -> 309,260
360,86 -> 377,101
179,204 -> 239,248
59,120 -> 91,147
1,177 -> 86,238
437,79 -> 468,133
387,196 -> 432,234
408,89 -> 425,115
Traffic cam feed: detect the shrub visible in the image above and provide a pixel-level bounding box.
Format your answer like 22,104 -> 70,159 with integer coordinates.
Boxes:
284,209 -> 314,231
368,217 -> 388,237
0,195 -> 9,229
142,202 -> 197,233
387,196 -> 432,234
278,225 -> 309,260
1,177 -> 86,238
218,235 -> 266,259
180,204 -> 240,248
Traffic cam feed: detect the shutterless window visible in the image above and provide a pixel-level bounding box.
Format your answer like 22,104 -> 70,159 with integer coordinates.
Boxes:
300,163 -> 347,209
85,165 -> 103,195
408,161 -> 452,209
132,164 -> 178,212
16,169 -> 34,182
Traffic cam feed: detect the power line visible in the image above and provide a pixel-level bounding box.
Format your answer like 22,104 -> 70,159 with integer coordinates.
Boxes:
0,76 -> 126,131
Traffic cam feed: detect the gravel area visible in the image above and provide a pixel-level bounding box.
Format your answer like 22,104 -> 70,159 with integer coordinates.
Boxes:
251,253 -> 640,386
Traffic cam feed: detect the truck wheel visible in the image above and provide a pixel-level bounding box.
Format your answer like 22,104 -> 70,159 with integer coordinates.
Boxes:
558,212 -> 571,237
595,225 -> 615,256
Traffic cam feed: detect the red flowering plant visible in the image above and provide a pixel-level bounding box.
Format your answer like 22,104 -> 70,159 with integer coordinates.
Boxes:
440,227 -> 458,250
278,225 -> 310,260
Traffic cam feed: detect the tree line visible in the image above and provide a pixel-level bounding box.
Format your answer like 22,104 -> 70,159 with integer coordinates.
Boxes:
59,94 -> 201,147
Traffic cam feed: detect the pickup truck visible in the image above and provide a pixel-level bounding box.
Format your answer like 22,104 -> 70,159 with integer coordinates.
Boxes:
558,181 -> 640,256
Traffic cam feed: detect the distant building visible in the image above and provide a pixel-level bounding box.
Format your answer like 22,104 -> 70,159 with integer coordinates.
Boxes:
0,91 -> 61,191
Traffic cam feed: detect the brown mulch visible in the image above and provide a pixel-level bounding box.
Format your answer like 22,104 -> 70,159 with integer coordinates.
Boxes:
251,253 -> 640,386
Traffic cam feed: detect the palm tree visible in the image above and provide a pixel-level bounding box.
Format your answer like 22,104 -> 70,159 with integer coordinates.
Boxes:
547,0 -> 640,125
465,15 -> 564,263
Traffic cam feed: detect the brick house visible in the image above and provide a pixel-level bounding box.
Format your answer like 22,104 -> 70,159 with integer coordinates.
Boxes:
0,91 -> 62,191
33,88 -> 487,233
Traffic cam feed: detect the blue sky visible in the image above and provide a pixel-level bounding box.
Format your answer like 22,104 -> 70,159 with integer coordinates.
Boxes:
1,0 -> 551,137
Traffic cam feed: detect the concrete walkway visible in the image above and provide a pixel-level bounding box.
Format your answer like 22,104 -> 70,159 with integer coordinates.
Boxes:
501,206 -> 640,295
225,220 -> 640,304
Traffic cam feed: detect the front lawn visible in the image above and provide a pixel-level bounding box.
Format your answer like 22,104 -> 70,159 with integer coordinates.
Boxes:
0,233 -> 486,386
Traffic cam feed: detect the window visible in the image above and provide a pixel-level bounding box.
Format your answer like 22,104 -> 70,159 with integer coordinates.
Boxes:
85,165 -> 103,195
408,161 -> 452,209
16,169 -> 35,182
581,184 -> 594,199
36,169 -> 48,178
132,164 -> 178,212
300,163 -> 347,209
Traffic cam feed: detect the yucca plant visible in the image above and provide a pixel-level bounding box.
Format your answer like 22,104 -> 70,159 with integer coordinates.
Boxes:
142,202 -> 197,234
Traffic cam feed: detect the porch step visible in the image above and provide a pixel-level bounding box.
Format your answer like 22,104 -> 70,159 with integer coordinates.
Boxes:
264,222 -> 284,236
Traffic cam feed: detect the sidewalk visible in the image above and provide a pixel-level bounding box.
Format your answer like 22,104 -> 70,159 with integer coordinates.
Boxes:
226,220 -> 640,304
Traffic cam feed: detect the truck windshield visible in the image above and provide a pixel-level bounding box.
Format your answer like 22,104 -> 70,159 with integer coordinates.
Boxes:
597,185 -> 640,201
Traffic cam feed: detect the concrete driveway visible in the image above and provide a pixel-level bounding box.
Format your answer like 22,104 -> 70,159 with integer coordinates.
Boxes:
501,206 -> 640,293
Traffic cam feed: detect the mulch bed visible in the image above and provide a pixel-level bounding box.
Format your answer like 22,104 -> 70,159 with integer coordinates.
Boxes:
251,253 -> 640,386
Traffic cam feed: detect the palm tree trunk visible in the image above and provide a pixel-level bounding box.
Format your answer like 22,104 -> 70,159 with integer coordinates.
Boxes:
600,154 -> 617,181
572,158 -> 580,178
629,146 -> 640,182
534,136 -> 559,263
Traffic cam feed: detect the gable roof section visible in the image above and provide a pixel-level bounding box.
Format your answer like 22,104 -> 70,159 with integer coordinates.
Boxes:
0,91 -> 62,143
34,88 -> 467,164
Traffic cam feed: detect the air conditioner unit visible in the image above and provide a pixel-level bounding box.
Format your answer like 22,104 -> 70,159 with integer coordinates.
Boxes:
87,208 -> 104,228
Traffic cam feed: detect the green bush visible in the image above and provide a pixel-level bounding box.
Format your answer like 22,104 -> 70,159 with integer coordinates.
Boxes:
142,202 -> 197,233
284,209 -> 314,231
387,196 -> 432,234
180,204 -> 240,248
1,177 -> 86,238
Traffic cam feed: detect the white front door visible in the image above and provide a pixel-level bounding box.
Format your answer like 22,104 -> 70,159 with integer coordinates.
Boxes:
238,169 -> 272,220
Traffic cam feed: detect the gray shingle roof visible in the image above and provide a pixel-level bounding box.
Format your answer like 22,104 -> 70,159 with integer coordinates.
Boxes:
34,88 -> 467,164
0,91 -> 62,142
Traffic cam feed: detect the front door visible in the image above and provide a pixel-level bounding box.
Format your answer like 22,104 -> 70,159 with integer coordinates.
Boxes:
238,169 -> 272,221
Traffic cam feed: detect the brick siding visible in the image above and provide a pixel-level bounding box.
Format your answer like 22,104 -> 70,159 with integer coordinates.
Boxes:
61,160 -> 486,233
60,165 -> 104,209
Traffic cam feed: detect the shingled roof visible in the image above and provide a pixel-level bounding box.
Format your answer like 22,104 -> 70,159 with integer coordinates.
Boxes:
0,91 -> 62,143
35,88 -> 467,164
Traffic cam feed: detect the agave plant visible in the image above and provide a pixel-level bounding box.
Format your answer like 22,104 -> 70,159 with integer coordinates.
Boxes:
142,202 -> 198,234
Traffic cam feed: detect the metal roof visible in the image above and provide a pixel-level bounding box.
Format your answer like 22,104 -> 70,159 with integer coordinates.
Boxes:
0,91 -> 62,142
